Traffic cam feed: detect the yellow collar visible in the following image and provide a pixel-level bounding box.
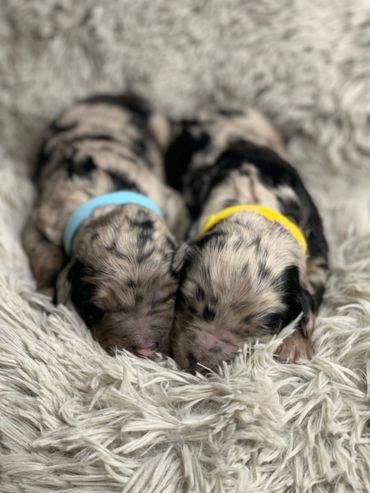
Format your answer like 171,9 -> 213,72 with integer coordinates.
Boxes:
199,204 -> 307,253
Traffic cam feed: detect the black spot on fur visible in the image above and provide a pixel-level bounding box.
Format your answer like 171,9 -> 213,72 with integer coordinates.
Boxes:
137,229 -> 153,249
126,279 -> 137,289
174,289 -> 185,310
301,287 -> 315,315
83,93 -> 152,119
49,120 -> 78,135
106,240 -> 130,261
78,157 -> 97,174
106,169 -> 140,192
129,218 -> 154,229
203,306 -> 216,322
310,282 -> 325,311
132,136 -> 149,157
181,139 -> 306,216
193,231 -> 227,252
196,286 -> 205,302
258,261 -> 271,280
251,236 -> 261,252
222,199 -> 238,208
306,230 -> 329,258
140,220 -> 155,230
165,121 -> 211,192
68,260 -> 105,326
275,265 -> 305,327
134,226 -> 155,254
232,238 -> 245,251
188,305 -> 198,315
277,196 -> 302,224
170,268 -> 180,281
62,156 -> 97,179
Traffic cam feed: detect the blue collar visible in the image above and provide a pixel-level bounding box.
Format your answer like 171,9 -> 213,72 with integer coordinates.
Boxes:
63,191 -> 162,255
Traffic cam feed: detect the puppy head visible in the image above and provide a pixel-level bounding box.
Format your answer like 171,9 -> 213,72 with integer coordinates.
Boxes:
57,206 -> 178,357
171,214 -> 311,372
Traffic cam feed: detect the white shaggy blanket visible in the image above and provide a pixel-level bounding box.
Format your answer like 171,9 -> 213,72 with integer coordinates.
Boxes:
1,1 -> 370,492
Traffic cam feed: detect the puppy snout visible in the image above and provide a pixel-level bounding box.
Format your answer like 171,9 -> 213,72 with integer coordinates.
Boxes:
204,333 -> 226,354
184,334 -> 229,371
135,342 -> 159,358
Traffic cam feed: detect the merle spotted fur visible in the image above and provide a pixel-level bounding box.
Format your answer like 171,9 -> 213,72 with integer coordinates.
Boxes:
166,109 -> 329,370
23,94 -> 188,356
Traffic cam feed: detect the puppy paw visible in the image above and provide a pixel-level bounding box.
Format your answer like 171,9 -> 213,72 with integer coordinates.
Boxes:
276,331 -> 313,363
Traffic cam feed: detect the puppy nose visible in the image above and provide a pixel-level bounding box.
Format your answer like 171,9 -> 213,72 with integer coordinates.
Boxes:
136,347 -> 155,358
204,333 -> 225,352
135,342 -> 159,358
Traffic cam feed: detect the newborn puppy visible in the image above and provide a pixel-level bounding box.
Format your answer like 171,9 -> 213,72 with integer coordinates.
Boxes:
23,94 -> 188,356
165,109 -> 329,371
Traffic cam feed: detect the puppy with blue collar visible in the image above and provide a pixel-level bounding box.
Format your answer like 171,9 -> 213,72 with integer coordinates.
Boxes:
165,109 -> 329,371
23,94 -> 188,357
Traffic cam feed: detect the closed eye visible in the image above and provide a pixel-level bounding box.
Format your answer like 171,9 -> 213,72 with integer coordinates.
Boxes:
188,305 -> 198,315
176,294 -> 198,316
82,301 -> 105,324
262,313 -> 284,333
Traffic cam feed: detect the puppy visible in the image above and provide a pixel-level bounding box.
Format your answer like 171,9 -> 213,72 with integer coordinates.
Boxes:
23,94 -> 188,356
165,109 -> 329,371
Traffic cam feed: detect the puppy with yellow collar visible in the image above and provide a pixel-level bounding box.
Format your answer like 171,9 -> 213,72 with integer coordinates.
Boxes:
165,109 -> 329,371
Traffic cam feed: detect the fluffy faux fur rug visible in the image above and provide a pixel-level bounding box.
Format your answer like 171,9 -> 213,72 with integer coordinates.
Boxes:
1,1 -> 370,492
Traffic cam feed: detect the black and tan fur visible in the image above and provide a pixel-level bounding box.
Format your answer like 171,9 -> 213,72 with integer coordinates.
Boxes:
23,94 -> 188,356
165,109 -> 329,371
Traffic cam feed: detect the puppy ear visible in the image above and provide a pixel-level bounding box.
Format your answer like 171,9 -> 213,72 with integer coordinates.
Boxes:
55,260 -> 74,306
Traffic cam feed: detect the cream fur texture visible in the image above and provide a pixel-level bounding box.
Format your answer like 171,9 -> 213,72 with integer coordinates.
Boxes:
1,1 -> 370,491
